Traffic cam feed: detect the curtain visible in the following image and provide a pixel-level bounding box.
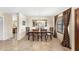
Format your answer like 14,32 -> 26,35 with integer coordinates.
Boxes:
53,15 -> 58,38
61,8 -> 71,49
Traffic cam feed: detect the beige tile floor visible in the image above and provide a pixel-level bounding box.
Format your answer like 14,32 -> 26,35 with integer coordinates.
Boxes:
0,35 -> 70,51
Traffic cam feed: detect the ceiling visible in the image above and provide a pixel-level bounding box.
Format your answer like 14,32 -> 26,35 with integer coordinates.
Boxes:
0,7 -> 69,16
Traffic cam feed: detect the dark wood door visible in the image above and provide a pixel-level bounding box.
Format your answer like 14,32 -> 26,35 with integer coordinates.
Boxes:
75,8 -> 79,51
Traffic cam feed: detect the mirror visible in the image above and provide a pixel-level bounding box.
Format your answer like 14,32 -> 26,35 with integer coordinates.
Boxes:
32,20 -> 47,29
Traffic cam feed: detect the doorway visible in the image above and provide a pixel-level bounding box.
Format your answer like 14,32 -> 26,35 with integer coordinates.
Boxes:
12,15 -> 18,40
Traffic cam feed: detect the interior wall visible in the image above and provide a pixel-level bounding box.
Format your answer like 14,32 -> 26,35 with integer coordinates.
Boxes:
12,14 -> 18,28
0,12 -> 3,40
3,13 -> 13,40
0,17 -> 3,40
17,13 -> 26,40
69,8 -> 77,51
26,16 -> 54,30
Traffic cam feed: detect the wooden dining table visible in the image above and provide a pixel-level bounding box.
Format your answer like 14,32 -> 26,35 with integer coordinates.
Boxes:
27,31 -> 52,41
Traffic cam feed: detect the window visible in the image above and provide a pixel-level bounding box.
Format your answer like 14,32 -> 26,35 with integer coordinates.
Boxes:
57,16 -> 64,34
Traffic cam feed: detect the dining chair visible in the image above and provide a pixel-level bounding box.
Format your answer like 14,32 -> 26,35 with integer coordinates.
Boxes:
50,27 -> 53,36
32,29 -> 39,41
26,27 -> 32,40
26,27 -> 30,35
41,29 -> 47,41
46,27 -> 53,40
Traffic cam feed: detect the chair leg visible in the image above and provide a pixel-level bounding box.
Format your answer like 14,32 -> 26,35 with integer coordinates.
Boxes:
41,33 -> 42,41
28,36 -> 29,40
33,33 -> 34,41
50,35 -> 52,40
28,34 -> 30,40
45,35 -> 47,41
37,34 -> 39,41
41,36 -> 42,41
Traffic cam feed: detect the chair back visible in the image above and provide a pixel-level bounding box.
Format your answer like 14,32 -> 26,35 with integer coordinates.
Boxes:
26,27 -> 30,35
41,29 -> 47,32
32,29 -> 39,32
50,27 -> 53,32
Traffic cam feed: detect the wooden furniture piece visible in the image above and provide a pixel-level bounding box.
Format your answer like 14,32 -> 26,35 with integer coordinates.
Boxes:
27,31 -> 52,41
75,8 -> 79,51
48,27 -> 53,39
50,27 -> 53,31
40,29 -> 47,41
26,27 -> 30,35
13,28 -> 17,34
32,29 -> 39,32
32,29 -> 39,41
47,32 -> 52,40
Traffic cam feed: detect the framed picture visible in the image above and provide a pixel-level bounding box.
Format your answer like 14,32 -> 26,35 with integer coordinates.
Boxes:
57,16 -> 64,34
22,21 -> 26,26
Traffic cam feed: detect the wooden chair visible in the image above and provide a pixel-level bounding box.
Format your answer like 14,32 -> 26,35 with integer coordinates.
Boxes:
26,27 -> 30,35
41,29 -> 47,41
26,27 -> 32,40
13,28 -> 17,34
32,29 -> 39,32
46,27 -> 53,40
50,27 -> 53,36
32,29 -> 39,41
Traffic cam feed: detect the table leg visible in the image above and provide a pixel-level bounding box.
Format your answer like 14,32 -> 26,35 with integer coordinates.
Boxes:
45,35 -> 47,41
41,33 -> 42,41
50,34 -> 52,40
37,33 -> 39,41
33,33 -> 34,41
28,33 -> 30,40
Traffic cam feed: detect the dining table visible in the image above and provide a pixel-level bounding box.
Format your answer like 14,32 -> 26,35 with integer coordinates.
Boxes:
27,31 -> 52,41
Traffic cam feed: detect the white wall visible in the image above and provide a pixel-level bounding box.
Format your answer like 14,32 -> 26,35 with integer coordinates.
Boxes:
17,13 -> 26,40
0,13 -> 13,40
0,12 -> 13,40
26,16 -> 54,30
3,13 -> 13,40
69,8 -> 77,51
0,12 -> 4,40
12,14 -> 18,28
0,16 -> 3,40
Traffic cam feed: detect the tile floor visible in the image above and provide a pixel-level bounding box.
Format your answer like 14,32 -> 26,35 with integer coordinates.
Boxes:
0,35 -> 70,51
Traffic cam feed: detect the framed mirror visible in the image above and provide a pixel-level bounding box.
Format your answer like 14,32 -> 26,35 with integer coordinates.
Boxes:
32,20 -> 47,29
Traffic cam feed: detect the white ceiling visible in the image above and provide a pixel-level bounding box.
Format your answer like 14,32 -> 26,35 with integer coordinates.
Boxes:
0,7 -> 69,16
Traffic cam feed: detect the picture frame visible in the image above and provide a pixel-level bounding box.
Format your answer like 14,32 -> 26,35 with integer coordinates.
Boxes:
32,20 -> 47,29
22,20 -> 26,26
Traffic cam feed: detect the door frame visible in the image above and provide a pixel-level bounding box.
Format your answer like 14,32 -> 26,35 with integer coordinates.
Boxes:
75,8 -> 79,51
